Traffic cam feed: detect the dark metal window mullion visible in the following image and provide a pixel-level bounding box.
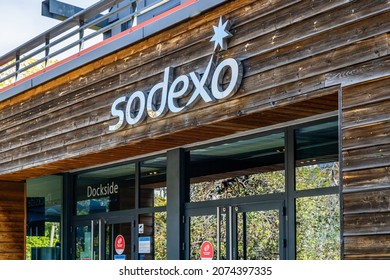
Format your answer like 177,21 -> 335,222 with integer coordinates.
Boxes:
294,186 -> 340,198
285,127 -> 296,260
134,161 -> 140,260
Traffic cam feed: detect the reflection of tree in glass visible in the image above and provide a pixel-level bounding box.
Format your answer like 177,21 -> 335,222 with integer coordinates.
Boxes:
237,210 -> 279,260
154,212 -> 167,260
296,162 -> 339,190
190,215 -> 217,260
296,195 -> 340,260
190,170 -> 285,202
189,164 -> 340,260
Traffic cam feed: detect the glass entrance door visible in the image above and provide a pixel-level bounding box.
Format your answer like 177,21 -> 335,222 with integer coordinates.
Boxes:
105,216 -> 135,260
234,203 -> 283,260
73,216 -> 135,260
186,201 -> 285,260
74,220 -> 101,260
187,206 -> 227,260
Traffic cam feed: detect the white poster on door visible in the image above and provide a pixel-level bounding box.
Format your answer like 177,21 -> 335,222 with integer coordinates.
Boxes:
138,237 -> 151,254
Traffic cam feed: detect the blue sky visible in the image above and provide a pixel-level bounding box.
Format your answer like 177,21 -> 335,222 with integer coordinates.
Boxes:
0,0 -> 97,55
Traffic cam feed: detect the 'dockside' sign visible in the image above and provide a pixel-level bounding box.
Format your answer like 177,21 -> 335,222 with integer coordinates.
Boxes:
109,17 -> 243,132
87,182 -> 119,198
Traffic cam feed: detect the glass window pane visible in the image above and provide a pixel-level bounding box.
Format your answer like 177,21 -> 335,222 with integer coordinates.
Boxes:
140,156 -> 167,208
296,162 -> 339,190
75,225 -> 91,260
296,194 -> 340,260
295,120 -> 339,191
75,163 -> 136,215
105,222 -> 132,260
190,133 -> 285,202
26,175 -> 62,260
154,212 -> 167,260
189,214 -> 227,260
138,212 -> 167,260
237,209 -> 279,260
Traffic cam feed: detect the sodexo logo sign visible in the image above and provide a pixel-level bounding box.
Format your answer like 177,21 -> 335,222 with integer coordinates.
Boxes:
109,17 -> 243,131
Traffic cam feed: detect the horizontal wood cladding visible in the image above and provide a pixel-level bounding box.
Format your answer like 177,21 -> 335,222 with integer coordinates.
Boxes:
343,121 -> 390,150
0,92 -> 338,182
344,190 -> 390,215
343,99 -> 390,129
0,0 -> 390,182
342,75 -> 390,108
344,235 -> 390,258
342,76 -> 390,259
344,212 -> 390,236
343,167 -> 390,193
0,182 -> 25,260
343,143 -> 390,171
342,77 -> 390,174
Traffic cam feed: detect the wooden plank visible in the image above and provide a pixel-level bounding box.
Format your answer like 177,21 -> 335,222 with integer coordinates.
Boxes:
343,143 -> 390,171
0,182 -> 25,260
0,76 -> 119,140
0,243 -> 25,253
237,11 -> 390,77
344,235 -> 390,255
0,191 -> 24,201
343,189 -> 390,214
344,254 -> 390,260
228,0 -> 351,50
0,253 -> 25,260
343,167 -> 390,193
342,99 -> 390,129
0,232 -> 24,240
0,211 -> 24,222
342,121 -> 390,150
344,212 -> 390,236
0,222 -> 24,232
342,75 -> 390,109
242,32 -> 389,80
325,54 -> 390,87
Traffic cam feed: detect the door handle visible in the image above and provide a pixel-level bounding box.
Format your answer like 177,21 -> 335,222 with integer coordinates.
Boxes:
228,206 -> 233,260
98,219 -> 102,260
90,220 -> 94,260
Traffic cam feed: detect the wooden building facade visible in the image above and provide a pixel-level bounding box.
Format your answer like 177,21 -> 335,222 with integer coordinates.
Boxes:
0,0 -> 389,260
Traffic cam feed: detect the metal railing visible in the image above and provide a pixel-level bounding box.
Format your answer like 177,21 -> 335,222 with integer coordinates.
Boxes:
0,0 -> 179,89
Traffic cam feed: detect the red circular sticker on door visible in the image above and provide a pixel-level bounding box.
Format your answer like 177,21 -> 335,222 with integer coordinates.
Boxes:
115,234 -> 125,255
200,241 -> 214,260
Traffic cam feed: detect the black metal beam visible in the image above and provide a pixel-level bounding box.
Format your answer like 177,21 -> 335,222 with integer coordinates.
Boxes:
166,148 -> 186,260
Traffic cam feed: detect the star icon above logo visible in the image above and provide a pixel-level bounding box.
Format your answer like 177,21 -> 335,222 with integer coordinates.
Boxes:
210,16 -> 233,51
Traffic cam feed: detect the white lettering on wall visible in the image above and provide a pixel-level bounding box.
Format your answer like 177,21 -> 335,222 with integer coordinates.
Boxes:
109,16 -> 243,132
